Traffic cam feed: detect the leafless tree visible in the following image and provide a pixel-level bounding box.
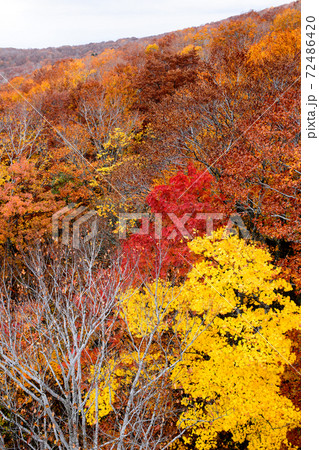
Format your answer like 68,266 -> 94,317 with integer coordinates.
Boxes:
0,102 -> 44,164
0,243 -> 216,449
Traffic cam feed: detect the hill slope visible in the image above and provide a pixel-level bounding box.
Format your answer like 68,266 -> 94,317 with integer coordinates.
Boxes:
0,1 -> 299,83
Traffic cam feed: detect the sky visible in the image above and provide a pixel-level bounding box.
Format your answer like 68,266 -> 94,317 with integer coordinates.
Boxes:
0,0 -> 290,49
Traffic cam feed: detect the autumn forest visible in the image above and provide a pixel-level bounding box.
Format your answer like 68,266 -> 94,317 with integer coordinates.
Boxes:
0,1 -> 301,449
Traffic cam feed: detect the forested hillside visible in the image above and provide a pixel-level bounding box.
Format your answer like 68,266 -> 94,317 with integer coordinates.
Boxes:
0,2 -> 301,448
0,38 -> 140,83
0,1 -> 296,82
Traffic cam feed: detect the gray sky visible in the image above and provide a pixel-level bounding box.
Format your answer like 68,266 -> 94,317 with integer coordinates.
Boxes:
0,0 -> 289,49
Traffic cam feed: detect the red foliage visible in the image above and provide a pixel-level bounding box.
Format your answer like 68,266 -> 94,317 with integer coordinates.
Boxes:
122,164 -> 230,282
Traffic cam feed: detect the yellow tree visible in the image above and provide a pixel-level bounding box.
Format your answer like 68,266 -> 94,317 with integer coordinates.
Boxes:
170,230 -> 300,449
